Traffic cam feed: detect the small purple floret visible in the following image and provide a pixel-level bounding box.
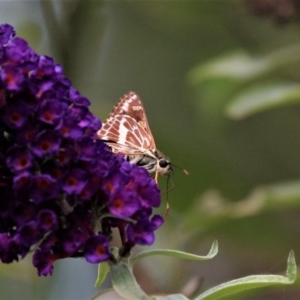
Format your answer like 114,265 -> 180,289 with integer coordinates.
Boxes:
127,215 -> 164,246
84,235 -> 110,263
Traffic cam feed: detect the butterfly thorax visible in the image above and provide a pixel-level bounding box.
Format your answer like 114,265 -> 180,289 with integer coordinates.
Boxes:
125,149 -> 173,177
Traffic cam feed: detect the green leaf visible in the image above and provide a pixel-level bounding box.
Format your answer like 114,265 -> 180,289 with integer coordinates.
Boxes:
226,83 -> 300,120
186,180 -> 300,229
131,240 -> 218,265
94,261 -> 110,288
188,51 -> 271,84
194,251 -> 296,300
188,44 -> 300,85
110,262 -> 152,300
153,294 -> 189,300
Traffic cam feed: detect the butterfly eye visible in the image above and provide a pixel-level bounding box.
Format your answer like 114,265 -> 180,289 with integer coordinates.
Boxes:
159,159 -> 169,168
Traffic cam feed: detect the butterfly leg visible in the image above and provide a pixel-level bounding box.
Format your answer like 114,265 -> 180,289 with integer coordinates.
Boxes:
154,172 -> 158,184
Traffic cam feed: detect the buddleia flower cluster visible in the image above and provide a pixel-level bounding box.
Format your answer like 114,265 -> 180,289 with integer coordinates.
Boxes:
0,24 -> 163,276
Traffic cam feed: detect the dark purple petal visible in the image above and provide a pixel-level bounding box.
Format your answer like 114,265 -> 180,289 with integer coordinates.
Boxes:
62,169 -> 87,195
108,191 -> 140,218
84,235 -> 110,263
15,123 -> 40,144
131,207 -> 152,221
69,87 -> 90,107
5,37 -> 37,63
103,171 -> 129,194
75,137 -> 97,160
2,101 -> 29,129
83,112 -> 101,135
150,215 -> 164,230
79,180 -> 100,200
0,24 -> 15,47
13,172 -> 32,191
126,217 -> 164,246
0,233 -> 18,263
33,80 -> 54,98
0,65 -> 25,91
12,203 -> 37,225
16,221 -> 42,247
68,105 -> 88,122
127,224 -> 155,245
58,117 -> 82,138
62,228 -> 87,254
32,131 -> 61,158
54,147 -> 76,166
35,56 -> 55,77
37,209 -> 58,232
37,99 -> 67,125
41,159 -> 65,180
6,146 -> 33,172
130,167 -> 161,208
32,248 -> 56,276
30,174 -> 58,203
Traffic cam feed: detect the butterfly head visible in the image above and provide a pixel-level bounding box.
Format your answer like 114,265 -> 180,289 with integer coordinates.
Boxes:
156,150 -> 173,176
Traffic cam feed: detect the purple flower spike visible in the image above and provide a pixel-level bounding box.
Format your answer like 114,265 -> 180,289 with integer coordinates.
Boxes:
0,24 -> 163,276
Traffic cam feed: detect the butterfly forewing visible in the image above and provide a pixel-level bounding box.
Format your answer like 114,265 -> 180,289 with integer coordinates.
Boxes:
108,91 -> 156,150
99,114 -> 152,154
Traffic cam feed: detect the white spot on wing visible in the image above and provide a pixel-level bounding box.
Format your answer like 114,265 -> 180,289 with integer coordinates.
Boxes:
119,118 -> 129,145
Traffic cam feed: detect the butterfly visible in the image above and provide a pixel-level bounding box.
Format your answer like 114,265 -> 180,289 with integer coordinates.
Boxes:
96,91 -> 173,182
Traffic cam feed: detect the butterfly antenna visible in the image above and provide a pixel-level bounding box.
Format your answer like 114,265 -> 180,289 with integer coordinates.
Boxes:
172,163 -> 189,176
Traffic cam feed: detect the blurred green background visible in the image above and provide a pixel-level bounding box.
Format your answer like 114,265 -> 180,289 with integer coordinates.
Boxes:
2,0 -> 300,299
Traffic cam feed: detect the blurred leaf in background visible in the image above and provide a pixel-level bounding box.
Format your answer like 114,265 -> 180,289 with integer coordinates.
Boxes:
2,0 -> 300,299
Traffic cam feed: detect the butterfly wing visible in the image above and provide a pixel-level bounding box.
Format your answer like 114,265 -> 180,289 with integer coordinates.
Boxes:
108,91 -> 156,150
97,92 -> 174,181
98,114 -> 153,155
97,92 -> 156,154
